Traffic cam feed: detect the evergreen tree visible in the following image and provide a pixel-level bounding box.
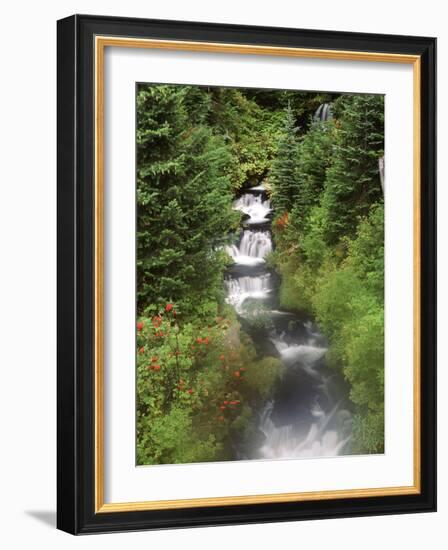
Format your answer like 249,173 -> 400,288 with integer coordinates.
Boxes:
292,120 -> 333,230
322,94 -> 384,244
136,84 -> 235,316
270,104 -> 300,214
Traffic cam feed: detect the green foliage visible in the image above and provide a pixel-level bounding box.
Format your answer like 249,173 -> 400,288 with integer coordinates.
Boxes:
244,90 -> 337,132
143,407 -> 221,465
136,84 -> 386,461
283,204 -> 384,452
294,121 -> 334,227
269,94 -> 385,454
269,104 -> 300,213
321,94 -> 384,244
136,306 -> 281,465
243,357 -> 284,400
352,410 -> 385,454
182,86 -> 283,190
136,84 -> 236,317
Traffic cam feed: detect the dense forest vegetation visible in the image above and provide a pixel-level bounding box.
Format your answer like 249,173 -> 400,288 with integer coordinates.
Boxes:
136,84 -> 384,465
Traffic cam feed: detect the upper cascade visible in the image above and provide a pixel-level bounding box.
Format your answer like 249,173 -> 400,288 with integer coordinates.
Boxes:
313,102 -> 333,122
233,193 -> 272,225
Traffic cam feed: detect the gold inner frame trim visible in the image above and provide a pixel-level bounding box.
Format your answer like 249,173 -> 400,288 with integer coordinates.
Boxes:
94,35 -> 422,513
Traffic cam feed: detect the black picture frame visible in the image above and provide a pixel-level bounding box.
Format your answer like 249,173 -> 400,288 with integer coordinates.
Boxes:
57,14 -> 436,535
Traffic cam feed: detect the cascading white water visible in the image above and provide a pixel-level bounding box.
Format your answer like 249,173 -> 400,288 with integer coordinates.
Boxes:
226,230 -> 272,266
256,334 -> 351,459
225,274 -> 272,313
224,184 -> 352,461
233,193 -> 272,224
248,184 -> 267,192
258,400 -> 352,459
273,342 -> 328,366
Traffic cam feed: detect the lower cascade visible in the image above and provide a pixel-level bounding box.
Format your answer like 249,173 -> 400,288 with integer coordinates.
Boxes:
225,184 -> 352,460
225,273 -> 272,314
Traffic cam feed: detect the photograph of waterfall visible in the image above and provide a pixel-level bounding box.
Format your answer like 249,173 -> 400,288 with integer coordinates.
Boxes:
135,83 -> 385,466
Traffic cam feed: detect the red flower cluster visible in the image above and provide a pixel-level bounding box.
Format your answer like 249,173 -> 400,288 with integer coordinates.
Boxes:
147,364 -> 161,371
219,399 -> 240,411
196,336 -> 210,345
137,321 -> 144,332
165,303 -> 174,312
152,316 -> 162,328
233,367 -> 245,380
275,211 -> 289,229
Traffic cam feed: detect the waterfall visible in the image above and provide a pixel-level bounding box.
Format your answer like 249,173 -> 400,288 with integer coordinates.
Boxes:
233,193 -> 272,225
274,343 -> 328,366
226,230 -> 272,266
224,183 -> 352,461
225,274 -> 272,313
314,102 -> 333,122
258,404 -> 352,459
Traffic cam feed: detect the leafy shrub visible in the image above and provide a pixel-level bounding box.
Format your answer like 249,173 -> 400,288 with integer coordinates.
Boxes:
243,357 -> 284,400
136,304 -> 282,464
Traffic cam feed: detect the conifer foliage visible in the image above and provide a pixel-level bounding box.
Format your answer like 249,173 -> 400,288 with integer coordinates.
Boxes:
135,84 -> 386,461
271,93 -> 385,453
269,104 -> 300,214
136,84 -> 235,317
322,94 -> 384,244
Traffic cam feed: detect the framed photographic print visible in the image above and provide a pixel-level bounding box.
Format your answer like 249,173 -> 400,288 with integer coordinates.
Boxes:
57,14 -> 436,534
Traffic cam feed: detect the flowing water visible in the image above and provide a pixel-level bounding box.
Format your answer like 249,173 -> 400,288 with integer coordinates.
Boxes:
225,185 -> 352,460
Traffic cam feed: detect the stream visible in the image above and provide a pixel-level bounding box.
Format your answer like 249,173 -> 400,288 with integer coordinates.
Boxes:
225,185 -> 353,460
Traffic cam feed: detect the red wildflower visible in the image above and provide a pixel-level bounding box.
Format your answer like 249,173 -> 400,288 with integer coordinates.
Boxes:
165,303 -> 174,312
230,400 -> 240,405
276,211 -> 289,229
233,371 -> 240,378
196,337 -> 203,344
172,310 -> 177,317
151,356 -> 158,362
187,389 -> 194,395
138,347 -> 145,354
137,322 -> 144,332
223,400 -> 229,405
219,354 -> 225,361
153,364 -> 161,371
